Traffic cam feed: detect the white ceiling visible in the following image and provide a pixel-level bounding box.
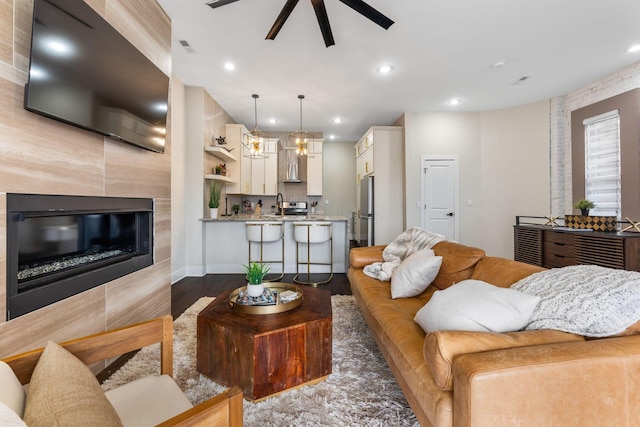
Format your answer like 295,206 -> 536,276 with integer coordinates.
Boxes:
157,0 -> 640,142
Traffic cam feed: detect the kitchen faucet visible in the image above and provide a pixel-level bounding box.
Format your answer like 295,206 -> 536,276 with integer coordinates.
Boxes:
276,193 -> 284,219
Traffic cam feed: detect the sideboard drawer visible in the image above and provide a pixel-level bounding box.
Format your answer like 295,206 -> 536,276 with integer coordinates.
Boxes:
544,231 -> 575,245
544,252 -> 575,268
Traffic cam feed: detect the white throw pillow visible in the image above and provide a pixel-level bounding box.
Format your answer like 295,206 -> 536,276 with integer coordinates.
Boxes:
391,249 -> 442,299
414,279 -> 541,333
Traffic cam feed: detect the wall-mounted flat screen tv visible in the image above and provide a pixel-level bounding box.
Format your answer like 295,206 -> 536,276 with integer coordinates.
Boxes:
24,0 -> 169,153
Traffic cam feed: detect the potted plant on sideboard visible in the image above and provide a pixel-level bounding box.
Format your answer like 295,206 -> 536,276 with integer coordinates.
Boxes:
242,262 -> 271,297
574,199 -> 596,216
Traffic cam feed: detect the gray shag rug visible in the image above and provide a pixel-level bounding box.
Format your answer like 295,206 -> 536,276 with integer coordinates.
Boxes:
102,296 -> 418,426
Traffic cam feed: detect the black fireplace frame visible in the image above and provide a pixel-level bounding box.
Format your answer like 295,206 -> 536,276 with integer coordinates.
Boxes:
6,193 -> 153,320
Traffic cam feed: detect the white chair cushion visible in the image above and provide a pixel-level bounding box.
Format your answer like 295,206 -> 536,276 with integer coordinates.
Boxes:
0,361 -> 26,418
105,374 -> 193,427
0,402 -> 26,427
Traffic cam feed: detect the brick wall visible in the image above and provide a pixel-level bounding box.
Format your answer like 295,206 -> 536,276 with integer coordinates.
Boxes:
550,62 -> 640,214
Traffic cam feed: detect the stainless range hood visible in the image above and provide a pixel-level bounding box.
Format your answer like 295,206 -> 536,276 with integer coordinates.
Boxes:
283,148 -> 301,183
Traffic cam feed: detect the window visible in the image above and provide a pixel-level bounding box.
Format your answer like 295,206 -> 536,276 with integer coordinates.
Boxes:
583,110 -> 620,218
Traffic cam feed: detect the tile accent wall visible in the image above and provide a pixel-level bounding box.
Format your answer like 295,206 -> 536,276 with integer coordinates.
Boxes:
550,62 -> 640,215
0,0 -> 172,362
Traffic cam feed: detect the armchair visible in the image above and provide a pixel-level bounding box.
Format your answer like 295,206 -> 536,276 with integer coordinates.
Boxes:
1,315 -> 243,427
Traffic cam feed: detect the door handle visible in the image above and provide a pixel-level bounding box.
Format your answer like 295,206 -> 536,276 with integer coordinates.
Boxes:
446,212 -> 454,217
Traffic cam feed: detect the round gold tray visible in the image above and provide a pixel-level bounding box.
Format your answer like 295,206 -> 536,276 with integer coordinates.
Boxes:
229,282 -> 303,314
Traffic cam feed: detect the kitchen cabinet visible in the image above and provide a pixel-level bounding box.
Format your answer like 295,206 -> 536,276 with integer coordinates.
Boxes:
307,140 -> 323,196
514,224 -> 640,271
250,138 -> 278,195
225,124 -> 252,194
354,126 -> 403,246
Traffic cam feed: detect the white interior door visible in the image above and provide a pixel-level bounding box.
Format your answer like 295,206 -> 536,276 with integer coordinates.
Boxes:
422,156 -> 458,240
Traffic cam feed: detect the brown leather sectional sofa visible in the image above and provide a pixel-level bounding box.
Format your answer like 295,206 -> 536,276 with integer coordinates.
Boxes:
347,240 -> 640,427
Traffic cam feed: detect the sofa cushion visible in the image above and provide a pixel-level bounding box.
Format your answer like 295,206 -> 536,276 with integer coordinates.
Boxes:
0,361 -> 26,418
471,256 -> 546,288
349,245 -> 385,268
414,279 -> 541,333
424,330 -> 585,391
391,249 -> 442,298
23,341 -> 122,427
431,241 -> 485,289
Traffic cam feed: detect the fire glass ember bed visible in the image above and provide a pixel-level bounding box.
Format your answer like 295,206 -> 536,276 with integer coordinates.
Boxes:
6,194 -> 153,319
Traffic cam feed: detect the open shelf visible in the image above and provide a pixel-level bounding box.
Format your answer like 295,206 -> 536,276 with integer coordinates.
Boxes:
205,146 -> 237,162
205,174 -> 236,184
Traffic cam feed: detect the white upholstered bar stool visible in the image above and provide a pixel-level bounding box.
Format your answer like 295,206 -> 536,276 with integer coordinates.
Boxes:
293,221 -> 333,286
246,221 -> 284,281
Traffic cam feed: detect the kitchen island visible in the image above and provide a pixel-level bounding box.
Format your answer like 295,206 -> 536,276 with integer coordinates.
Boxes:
202,215 -> 349,274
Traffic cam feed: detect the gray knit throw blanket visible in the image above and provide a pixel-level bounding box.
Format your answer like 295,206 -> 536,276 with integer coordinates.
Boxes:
363,227 -> 446,281
512,265 -> 640,337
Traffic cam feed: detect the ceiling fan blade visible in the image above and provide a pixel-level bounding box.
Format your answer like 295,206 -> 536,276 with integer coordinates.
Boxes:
205,0 -> 241,10
310,0 -> 335,47
338,0 -> 394,29
266,0 -> 300,40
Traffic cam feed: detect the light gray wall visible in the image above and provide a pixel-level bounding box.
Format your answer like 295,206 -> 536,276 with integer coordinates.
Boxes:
404,101 -> 550,258
322,140 -> 357,227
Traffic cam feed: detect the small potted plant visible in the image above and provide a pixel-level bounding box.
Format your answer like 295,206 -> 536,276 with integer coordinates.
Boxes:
209,181 -> 222,218
232,203 -> 241,215
242,262 -> 271,297
574,199 -> 596,216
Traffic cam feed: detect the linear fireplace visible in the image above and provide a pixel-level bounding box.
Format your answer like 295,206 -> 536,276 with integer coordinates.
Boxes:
6,194 -> 153,320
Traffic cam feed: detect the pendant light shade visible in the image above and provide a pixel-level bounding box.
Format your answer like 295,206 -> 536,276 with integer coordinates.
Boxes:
289,95 -> 316,157
243,94 -> 268,159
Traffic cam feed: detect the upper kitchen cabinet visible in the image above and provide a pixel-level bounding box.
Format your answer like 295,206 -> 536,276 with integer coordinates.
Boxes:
354,126 -> 404,245
307,140 -> 323,196
250,138 -> 279,195
225,124 -> 252,194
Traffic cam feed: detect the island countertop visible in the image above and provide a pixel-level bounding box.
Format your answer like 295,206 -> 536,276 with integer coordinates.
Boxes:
201,215 -> 349,274
202,214 -> 348,222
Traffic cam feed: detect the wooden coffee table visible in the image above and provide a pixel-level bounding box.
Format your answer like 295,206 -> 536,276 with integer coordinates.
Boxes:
197,285 -> 332,401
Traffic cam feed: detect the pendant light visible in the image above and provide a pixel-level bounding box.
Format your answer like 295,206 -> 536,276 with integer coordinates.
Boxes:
289,95 -> 315,157
242,94 -> 268,159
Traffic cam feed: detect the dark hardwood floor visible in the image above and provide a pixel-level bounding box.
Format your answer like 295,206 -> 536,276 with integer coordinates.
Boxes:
171,273 -> 352,318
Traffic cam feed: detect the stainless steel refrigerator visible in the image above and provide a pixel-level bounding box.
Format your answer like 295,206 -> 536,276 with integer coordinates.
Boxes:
359,176 -> 374,246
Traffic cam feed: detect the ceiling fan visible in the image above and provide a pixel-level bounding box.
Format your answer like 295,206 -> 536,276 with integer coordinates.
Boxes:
206,0 -> 394,47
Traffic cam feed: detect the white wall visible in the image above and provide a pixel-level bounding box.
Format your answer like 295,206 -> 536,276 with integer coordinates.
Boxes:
404,101 -> 550,258
404,112 -> 483,248
170,76 -> 187,283
479,101 -> 550,258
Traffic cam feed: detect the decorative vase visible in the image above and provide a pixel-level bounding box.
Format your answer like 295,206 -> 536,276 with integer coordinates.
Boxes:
581,208 -> 590,216
247,283 -> 264,297
210,208 -> 219,219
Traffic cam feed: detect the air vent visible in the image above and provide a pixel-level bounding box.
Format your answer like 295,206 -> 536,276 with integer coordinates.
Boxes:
178,39 -> 195,53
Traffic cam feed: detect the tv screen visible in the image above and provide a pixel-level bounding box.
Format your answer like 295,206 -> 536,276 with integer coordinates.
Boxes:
24,0 -> 169,153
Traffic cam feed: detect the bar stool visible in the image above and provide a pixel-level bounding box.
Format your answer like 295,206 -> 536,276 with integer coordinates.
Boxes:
246,221 -> 284,282
293,221 -> 333,286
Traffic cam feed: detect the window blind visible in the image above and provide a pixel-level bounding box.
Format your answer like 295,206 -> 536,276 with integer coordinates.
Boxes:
583,110 -> 620,218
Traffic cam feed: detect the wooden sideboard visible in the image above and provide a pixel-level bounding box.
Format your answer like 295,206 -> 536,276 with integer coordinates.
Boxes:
514,224 -> 640,272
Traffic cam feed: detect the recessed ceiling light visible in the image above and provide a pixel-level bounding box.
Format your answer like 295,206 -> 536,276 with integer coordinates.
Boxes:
224,62 -> 235,71
377,64 -> 393,74
268,118 -> 277,124
627,45 -> 640,53
329,134 -> 336,140
333,117 -> 343,124
491,59 -> 507,69
448,98 -> 462,106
